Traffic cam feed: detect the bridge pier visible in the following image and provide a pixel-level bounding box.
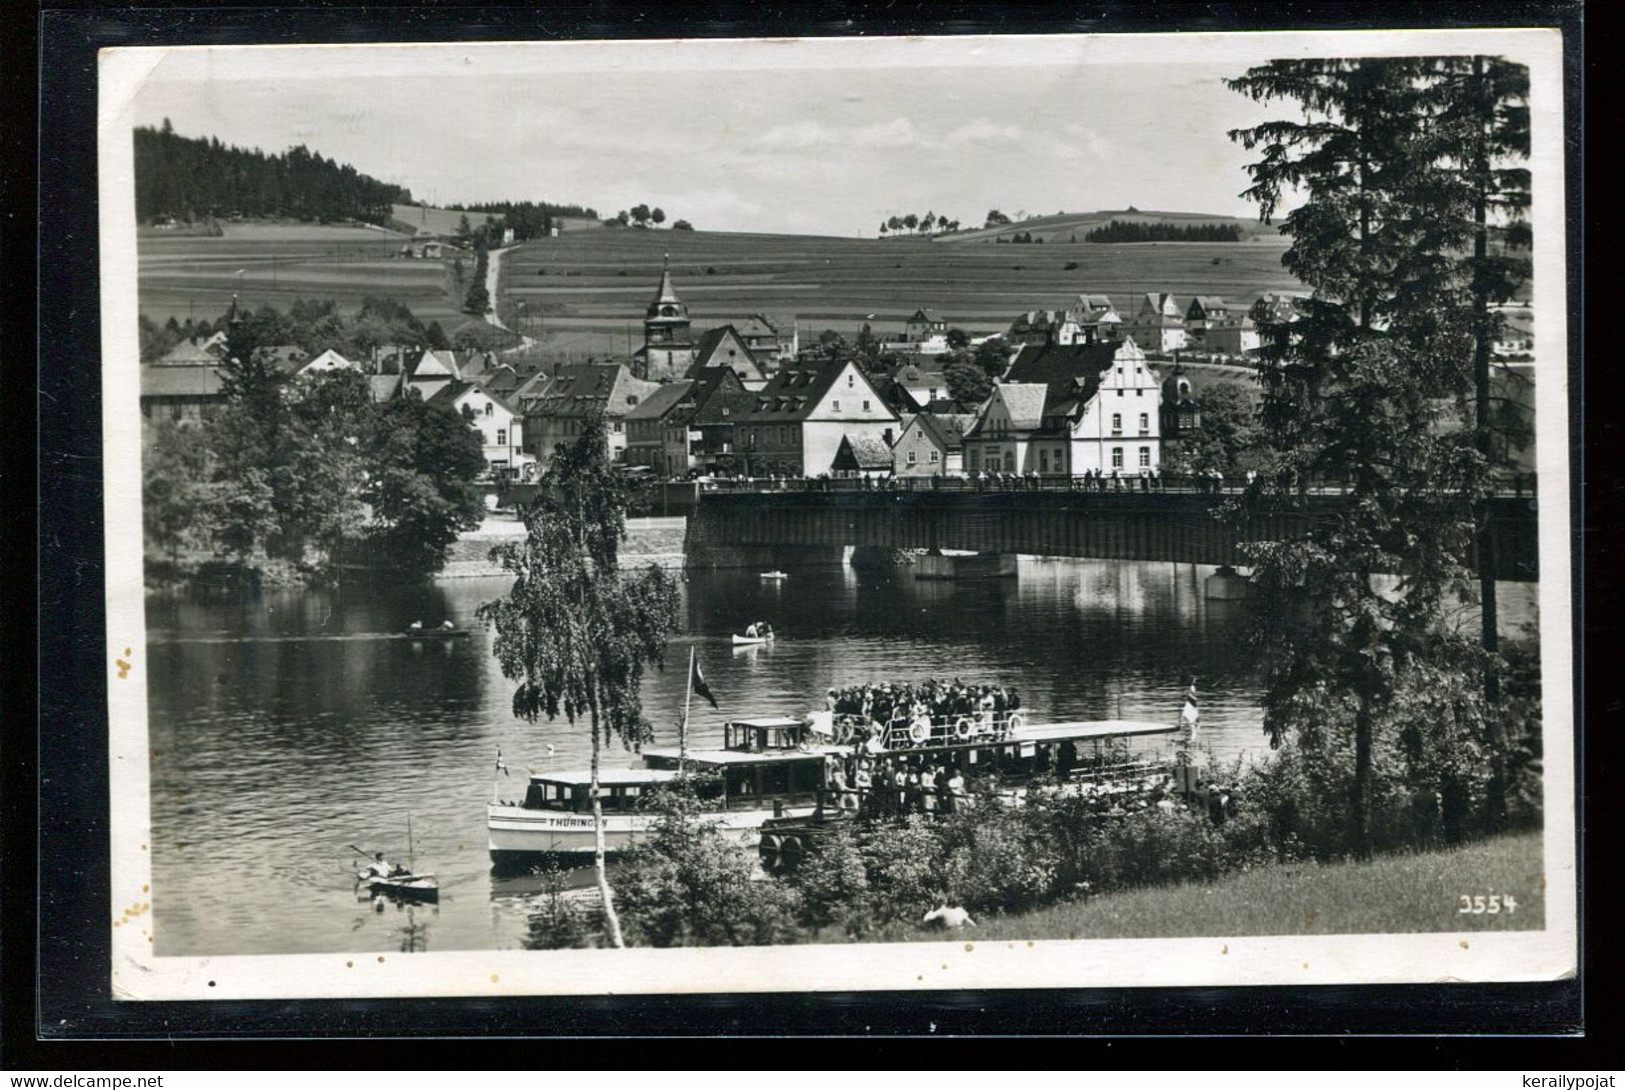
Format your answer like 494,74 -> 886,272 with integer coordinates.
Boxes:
914,552 -> 1018,581
1204,565 -> 1253,601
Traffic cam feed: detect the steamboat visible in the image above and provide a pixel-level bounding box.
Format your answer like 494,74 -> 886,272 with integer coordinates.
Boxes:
486,703 -> 1188,869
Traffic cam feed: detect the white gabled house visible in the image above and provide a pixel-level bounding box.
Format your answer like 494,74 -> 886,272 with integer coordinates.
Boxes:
298,348 -> 359,375
963,338 -> 1164,476
424,379 -> 533,476
730,358 -> 901,477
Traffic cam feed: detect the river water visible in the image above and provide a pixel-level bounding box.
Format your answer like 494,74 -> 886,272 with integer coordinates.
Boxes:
143,557 -> 1536,956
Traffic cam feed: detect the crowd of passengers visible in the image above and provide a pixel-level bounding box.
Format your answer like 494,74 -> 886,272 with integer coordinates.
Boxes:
817,748 -> 1242,825
824,678 -> 1022,742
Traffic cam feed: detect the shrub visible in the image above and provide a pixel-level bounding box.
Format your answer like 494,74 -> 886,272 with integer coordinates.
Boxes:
856,814 -> 950,925
614,783 -> 802,947
786,820 -> 872,936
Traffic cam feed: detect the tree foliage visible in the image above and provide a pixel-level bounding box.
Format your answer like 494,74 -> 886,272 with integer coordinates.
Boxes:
478,412 -> 682,946
942,359 -> 994,406
1227,56 -> 1531,854
134,122 -> 408,225
1084,220 -> 1245,243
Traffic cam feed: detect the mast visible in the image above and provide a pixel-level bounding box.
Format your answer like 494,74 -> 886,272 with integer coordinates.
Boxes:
679,646 -> 694,776
406,813 -> 415,874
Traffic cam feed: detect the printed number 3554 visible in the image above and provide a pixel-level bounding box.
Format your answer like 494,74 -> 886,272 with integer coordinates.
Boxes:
1458,894 -> 1516,914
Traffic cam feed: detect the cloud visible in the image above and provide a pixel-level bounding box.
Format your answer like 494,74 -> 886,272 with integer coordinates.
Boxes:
850,117 -> 921,148
753,116 -> 922,151
1060,122 -> 1113,159
941,118 -> 1027,147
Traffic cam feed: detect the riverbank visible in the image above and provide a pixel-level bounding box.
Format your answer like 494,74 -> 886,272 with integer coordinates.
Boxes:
810,831 -> 1545,943
437,514 -> 688,577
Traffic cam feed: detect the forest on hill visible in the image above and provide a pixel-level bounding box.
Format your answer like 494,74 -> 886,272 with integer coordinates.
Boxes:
1084,220 -> 1245,243
134,121 -> 412,226
441,199 -> 602,242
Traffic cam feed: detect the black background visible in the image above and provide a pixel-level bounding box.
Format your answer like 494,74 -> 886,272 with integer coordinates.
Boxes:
5,0 -> 1603,1069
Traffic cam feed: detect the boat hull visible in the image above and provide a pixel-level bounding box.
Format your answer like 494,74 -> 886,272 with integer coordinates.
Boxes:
730,634 -> 772,645
403,629 -> 470,639
360,874 -> 440,901
487,803 -> 817,866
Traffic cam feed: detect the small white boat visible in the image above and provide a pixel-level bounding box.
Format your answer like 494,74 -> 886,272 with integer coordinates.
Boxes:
731,632 -> 775,646
759,570 -> 789,580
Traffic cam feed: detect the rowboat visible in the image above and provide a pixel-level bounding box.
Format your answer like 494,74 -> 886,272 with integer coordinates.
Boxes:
759,571 -> 789,580
358,872 -> 440,902
403,626 -> 470,639
731,633 -> 775,645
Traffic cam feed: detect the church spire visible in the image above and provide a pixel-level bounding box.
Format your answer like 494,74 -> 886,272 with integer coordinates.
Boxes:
651,253 -> 682,309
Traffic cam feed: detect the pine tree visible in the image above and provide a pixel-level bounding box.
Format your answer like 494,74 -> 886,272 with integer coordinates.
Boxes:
1228,57 -> 1504,855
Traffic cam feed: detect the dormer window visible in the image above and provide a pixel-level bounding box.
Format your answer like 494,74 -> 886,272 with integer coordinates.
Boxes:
627,395 -> 639,406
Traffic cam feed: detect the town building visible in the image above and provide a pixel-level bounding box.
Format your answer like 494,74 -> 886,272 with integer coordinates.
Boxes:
734,314 -> 799,368
963,338 -> 1164,476
1199,314 -> 1260,356
687,325 -> 766,384
520,362 -> 661,467
624,380 -> 697,476
1159,366 -> 1202,437
424,380 -> 532,477
298,348 -> 358,375
1184,296 -> 1230,332
830,433 -> 895,479
1120,293 -> 1188,353
1005,294 -> 1122,348
884,362 -> 950,413
632,256 -> 696,382
729,359 -> 901,477
139,362 -> 222,449
156,336 -> 224,367
903,308 -> 947,344
892,411 -> 977,477
404,348 -> 462,402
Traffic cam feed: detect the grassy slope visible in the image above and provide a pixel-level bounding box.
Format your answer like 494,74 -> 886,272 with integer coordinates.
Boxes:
138,221 -> 464,328
497,226 -> 1300,356
821,832 -> 1546,944
942,208 -> 1278,245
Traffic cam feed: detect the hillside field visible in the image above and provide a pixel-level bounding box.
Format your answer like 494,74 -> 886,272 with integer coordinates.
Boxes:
496,227 -> 1301,357
940,207 -> 1278,245
138,221 -> 470,328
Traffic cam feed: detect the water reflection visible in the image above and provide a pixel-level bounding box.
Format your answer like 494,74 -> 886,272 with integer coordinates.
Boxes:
144,559 -> 1536,956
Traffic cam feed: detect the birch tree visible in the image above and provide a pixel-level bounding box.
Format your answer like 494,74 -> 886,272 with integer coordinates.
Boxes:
478,413 -> 681,947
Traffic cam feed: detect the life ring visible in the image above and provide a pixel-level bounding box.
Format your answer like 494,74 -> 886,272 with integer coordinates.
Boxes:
954,717 -> 975,741
908,720 -> 930,745
1006,711 -> 1026,731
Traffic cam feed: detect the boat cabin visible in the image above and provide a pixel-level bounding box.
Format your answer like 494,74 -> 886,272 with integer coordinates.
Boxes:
521,768 -> 681,813
723,717 -> 811,752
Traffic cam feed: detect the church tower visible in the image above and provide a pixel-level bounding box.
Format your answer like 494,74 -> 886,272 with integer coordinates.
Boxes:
636,254 -> 695,381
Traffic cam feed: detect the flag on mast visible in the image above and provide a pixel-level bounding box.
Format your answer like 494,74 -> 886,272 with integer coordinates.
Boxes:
690,656 -> 719,709
495,747 -> 509,776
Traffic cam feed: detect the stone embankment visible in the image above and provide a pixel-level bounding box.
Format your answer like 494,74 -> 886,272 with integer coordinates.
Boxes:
437,515 -> 689,578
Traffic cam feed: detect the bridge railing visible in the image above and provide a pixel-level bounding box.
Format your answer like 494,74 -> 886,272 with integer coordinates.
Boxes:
691,471 -> 1538,499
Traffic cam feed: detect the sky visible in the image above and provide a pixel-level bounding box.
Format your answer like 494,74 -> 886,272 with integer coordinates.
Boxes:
123,37 -> 1311,236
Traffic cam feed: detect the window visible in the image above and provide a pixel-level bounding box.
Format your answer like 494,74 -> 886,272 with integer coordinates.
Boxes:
720,407 -> 729,417
613,421 -> 623,433
968,449 -> 981,470
1116,389 -> 1124,397
862,400 -> 871,411
485,403 -> 494,416
1039,449 -> 1050,472
847,374 -> 855,387
1139,447 -> 1151,468
1004,451 -> 1016,472
1138,413 -> 1149,434
1111,413 -> 1122,434
1112,447 -> 1124,469
1136,389 -> 1143,397
907,450 -> 917,465
497,429 -> 507,445
832,400 -> 841,411
929,450 -> 940,463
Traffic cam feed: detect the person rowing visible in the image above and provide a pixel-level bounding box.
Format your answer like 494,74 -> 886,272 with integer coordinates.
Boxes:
745,622 -> 759,638
364,852 -> 409,879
